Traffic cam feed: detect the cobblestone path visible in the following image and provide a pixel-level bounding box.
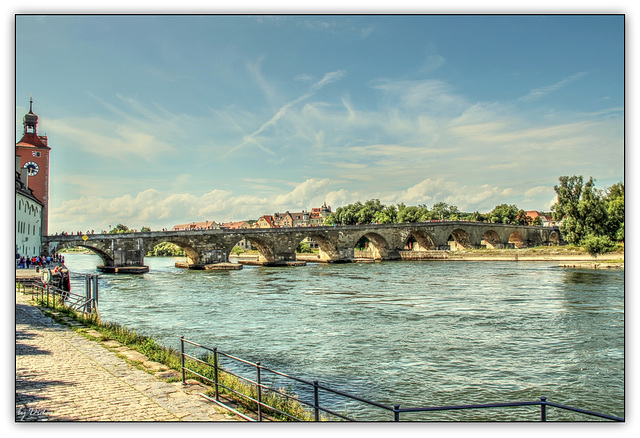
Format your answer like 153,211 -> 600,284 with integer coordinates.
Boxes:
15,291 -> 238,422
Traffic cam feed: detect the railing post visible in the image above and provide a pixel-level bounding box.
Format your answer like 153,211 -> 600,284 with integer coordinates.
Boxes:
394,404 -> 400,421
256,362 -> 263,421
92,275 -> 99,313
180,336 -> 186,384
313,380 -> 320,421
85,274 -> 91,313
213,348 -> 220,401
540,396 -> 547,421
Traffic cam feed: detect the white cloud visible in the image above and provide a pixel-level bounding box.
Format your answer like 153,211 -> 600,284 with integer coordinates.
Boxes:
392,179 -> 514,212
49,179 -> 334,233
524,186 -> 552,202
519,72 -> 587,102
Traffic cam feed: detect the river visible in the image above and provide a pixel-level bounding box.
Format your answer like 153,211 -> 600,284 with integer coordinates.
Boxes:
62,253 -> 624,421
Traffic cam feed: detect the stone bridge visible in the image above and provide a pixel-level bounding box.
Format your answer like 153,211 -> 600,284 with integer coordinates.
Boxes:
42,222 -> 562,272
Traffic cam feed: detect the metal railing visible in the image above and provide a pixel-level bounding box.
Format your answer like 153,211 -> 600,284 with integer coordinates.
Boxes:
179,337 -> 623,422
17,272 -> 99,315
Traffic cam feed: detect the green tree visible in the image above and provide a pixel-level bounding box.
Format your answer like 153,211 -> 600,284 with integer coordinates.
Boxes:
373,205 -> 398,224
140,226 -> 151,233
469,211 -> 489,222
552,176 -> 608,245
109,224 -> 131,234
428,202 -> 460,220
582,234 -> 617,258
603,182 -> 624,242
516,209 -> 531,226
325,199 -> 386,225
488,204 -> 519,224
397,203 -> 429,223
296,242 -> 312,253
357,199 -> 385,224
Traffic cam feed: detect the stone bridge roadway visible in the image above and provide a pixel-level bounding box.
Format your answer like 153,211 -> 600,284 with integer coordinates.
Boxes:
43,222 -> 562,272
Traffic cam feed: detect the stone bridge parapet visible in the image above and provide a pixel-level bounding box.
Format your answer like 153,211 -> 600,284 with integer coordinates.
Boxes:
43,222 -> 563,272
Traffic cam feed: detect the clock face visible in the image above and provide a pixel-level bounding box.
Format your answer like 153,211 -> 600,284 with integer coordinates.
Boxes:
24,161 -> 39,176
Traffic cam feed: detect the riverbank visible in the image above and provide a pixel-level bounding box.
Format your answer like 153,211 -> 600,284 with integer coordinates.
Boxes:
233,247 -> 624,268
15,290 -> 238,421
422,247 -> 624,264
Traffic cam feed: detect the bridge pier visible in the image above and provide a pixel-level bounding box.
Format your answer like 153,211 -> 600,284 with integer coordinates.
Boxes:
97,248 -> 149,274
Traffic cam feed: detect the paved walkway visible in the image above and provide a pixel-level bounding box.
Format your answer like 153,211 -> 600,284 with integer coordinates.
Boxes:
15,290 -> 238,422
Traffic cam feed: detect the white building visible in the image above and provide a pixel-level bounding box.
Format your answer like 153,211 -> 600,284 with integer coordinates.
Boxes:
16,156 -> 43,257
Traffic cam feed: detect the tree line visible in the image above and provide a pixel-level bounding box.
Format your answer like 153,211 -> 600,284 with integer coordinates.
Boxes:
324,200 -> 544,226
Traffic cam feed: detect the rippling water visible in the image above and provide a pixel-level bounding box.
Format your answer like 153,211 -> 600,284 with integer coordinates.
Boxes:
63,253 -> 624,421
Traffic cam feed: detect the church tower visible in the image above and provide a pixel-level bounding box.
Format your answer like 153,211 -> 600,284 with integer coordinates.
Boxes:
16,97 -> 50,236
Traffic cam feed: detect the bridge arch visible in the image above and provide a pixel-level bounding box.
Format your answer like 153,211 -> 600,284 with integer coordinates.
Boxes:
227,236 -> 276,263
549,230 -> 561,245
352,232 -> 391,260
508,231 -> 526,248
448,229 -> 471,250
528,233 -> 543,247
300,233 -> 341,261
404,230 -> 436,250
482,230 -> 502,249
49,241 -> 115,267
144,237 -> 201,264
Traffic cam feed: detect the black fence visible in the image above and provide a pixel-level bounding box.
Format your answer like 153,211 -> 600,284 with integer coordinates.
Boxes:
180,337 -> 624,422
17,272 -> 99,315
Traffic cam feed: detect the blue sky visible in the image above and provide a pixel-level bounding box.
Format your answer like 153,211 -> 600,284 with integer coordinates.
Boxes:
14,14 -> 624,233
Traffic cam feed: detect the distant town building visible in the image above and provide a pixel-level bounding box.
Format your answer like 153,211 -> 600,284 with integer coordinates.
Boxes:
220,221 -> 251,230
267,204 -> 332,228
309,202 -> 332,226
171,220 -> 220,231
290,211 -> 309,227
273,212 -> 293,228
525,210 -> 556,227
16,97 -> 50,236
255,215 -> 276,228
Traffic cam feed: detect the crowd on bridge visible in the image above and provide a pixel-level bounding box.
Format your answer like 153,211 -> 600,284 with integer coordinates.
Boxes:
16,253 -> 64,269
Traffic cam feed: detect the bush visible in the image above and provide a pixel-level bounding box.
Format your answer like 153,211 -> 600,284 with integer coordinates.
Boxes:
582,234 -> 617,257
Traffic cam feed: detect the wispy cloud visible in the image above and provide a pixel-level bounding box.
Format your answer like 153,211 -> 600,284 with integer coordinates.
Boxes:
246,55 -> 278,102
519,72 -> 587,102
46,117 -> 175,162
225,70 -> 346,157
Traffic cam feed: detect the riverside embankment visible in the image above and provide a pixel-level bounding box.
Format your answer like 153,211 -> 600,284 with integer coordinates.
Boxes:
15,288 -> 239,421
397,247 -> 624,267
265,246 -> 624,268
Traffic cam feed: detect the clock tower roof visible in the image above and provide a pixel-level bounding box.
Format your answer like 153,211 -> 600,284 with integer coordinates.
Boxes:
23,96 -> 38,134
17,97 -> 49,149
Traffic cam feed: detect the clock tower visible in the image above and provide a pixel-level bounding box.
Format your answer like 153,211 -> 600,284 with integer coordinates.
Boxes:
16,97 -> 50,236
